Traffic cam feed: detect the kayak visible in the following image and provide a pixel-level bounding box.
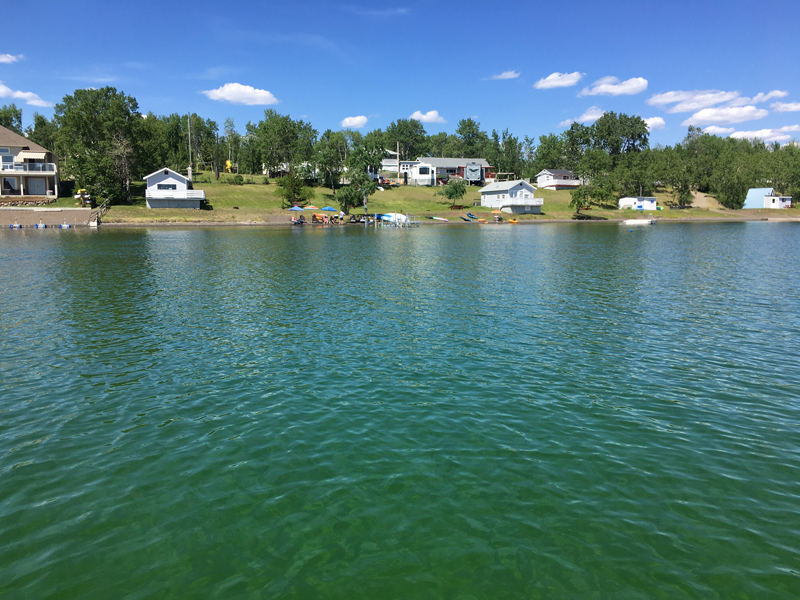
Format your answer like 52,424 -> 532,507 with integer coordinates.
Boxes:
466,212 -> 478,219
459,216 -> 472,221
431,216 -> 449,222
509,219 -> 518,224
477,218 -> 487,223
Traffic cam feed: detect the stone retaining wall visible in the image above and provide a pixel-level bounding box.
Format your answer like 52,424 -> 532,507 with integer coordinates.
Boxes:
0,197 -> 57,207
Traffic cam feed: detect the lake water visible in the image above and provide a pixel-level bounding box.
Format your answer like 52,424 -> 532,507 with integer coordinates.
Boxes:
1,222 -> 799,598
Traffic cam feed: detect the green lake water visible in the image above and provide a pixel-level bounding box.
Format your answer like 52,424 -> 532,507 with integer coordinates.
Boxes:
1,222 -> 799,599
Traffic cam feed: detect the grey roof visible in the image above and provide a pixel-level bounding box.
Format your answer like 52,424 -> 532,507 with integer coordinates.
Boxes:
0,125 -> 52,154
416,157 -> 491,168
481,180 -> 536,193
538,168 -> 575,176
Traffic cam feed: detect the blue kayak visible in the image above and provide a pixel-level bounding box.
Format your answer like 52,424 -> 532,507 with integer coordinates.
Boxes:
466,213 -> 478,220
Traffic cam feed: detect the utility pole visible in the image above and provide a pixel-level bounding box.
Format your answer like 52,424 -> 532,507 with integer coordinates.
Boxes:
215,132 -> 220,181
187,113 -> 193,181
397,141 -> 400,186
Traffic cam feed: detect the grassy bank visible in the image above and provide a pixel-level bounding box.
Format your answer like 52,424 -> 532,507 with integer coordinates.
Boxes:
54,174 -> 799,223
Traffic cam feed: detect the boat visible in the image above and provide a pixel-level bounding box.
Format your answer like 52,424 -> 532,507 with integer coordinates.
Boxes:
477,218 -> 487,223
431,216 -> 448,222
459,216 -> 472,222
509,219 -> 518,224
466,213 -> 478,219
624,218 -> 657,226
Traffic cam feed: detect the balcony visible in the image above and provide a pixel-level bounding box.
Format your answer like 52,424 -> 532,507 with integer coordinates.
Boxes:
0,162 -> 57,173
146,190 -> 206,200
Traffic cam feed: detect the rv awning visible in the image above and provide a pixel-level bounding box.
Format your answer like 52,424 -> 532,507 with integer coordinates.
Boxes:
17,151 -> 47,160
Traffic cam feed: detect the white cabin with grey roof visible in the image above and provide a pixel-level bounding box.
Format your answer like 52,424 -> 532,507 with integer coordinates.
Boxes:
145,168 -> 205,209
536,169 -> 581,190
480,180 -> 543,213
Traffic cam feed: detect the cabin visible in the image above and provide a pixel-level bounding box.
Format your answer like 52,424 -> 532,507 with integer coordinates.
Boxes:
743,188 -> 792,209
480,180 -> 543,213
0,125 -> 59,199
145,168 -> 205,209
536,169 -> 580,190
619,197 -> 657,211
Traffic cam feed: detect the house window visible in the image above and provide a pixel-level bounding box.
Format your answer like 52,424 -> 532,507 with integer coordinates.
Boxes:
418,167 -> 430,175
158,184 -> 177,190
0,148 -> 9,154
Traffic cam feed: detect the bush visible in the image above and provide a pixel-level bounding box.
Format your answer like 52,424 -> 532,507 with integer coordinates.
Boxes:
263,177 -> 270,185
232,175 -> 244,186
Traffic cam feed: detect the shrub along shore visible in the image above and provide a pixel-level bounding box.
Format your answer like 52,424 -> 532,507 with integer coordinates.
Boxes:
45,177 -> 798,225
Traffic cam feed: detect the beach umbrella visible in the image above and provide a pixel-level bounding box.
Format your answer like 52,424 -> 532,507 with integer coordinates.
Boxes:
288,206 -> 304,211
304,205 -> 320,210
321,206 -> 336,211
491,209 -> 502,214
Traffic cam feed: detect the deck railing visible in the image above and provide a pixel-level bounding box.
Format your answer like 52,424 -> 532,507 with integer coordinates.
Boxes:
0,163 -> 57,173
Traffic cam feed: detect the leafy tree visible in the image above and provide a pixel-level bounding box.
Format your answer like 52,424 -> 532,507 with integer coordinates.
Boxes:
339,144 -> 380,214
570,175 -> 615,211
275,169 -> 314,207
434,179 -> 467,203
315,129 -> 348,193
455,118 -> 489,158
385,118 -> 428,160
254,109 -> 317,175
54,87 -> 142,204
25,113 -> 58,151
529,133 -> 565,177
0,103 -> 22,134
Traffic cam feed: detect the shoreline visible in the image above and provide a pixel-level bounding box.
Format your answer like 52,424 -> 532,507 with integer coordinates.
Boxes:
97,215 -> 800,228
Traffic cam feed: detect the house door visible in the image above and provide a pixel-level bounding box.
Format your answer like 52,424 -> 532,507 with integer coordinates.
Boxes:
29,178 -> 46,195
2,177 -> 19,195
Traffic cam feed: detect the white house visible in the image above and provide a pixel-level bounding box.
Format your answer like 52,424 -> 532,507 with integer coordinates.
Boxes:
145,168 -> 205,209
743,187 -> 792,209
619,197 -> 657,211
536,169 -> 581,190
0,125 -> 59,198
397,157 -> 495,186
480,180 -> 543,214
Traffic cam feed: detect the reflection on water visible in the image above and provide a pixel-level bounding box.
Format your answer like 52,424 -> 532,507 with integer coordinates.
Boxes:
1,223 -> 799,598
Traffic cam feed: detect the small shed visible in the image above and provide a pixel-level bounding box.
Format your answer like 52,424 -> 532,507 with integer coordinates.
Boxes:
480,180 -> 543,213
619,197 -> 657,211
144,168 -> 205,209
743,188 -> 792,209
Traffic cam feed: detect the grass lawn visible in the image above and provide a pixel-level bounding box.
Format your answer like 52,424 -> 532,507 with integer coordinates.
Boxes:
61,173 -> 798,223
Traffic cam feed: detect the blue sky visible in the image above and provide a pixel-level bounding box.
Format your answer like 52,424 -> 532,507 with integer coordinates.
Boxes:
3,0 -> 800,145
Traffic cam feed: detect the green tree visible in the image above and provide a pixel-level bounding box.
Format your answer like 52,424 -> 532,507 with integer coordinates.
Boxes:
254,109 -> 317,175
385,118 -> 428,161
275,169 -> 315,207
529,133 -> 565,177
339,144 -> 380,214
434,179 -> 467,204
455,118 -> 489,158
0,103 -> 22,134
54,87 -> 142,204
25,113 -> 58,151
315,129 -> 348,193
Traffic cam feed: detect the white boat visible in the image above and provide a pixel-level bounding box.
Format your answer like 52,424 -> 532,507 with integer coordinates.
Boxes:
624,218 -> 656,226
381,213 -> 408,223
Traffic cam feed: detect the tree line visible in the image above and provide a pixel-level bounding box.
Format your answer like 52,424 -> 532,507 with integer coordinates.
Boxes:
2,86 -> 799,209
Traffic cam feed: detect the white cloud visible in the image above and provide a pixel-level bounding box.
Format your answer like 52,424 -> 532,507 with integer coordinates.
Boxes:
727,90 -> 788,107
0,54 -> 23,64
490,70 -> 520,80
534,71 -> 584,89
682,105 -> 769,126
648,89 -> 789,113
0,81 -> 51,107
200,82 -> 278,105
647,90 -> 739,113
703,126 -> 735,135
340,115 -> 368,128
410,110 -> 446,123
559,105 -> 605,127
579,76 -> 648,96
729,125 -> 800,143
644,117 -> 666,131
772,101 -> 800,112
